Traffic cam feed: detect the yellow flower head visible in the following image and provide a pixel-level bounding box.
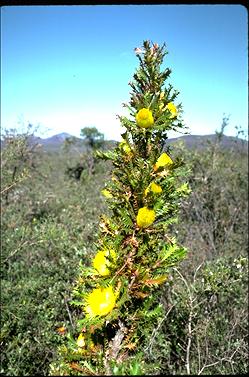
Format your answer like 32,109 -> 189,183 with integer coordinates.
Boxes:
84,286 -> 117,317
101,189 -> 113,198
154,152 -> 173,171
150,182 -> 162,194
135,108 -> 154,128
145,182 -> 162,196
77,333 -> 86,348
93,249 -> 116,276
119,139 -> 131,154
167,102 -> 178,118
137,207 -> 156,228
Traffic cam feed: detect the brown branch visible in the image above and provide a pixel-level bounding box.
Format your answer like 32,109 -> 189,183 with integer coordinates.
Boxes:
1,181 -> 18,195
104,320 -> 127,375
110,252 -> 133,282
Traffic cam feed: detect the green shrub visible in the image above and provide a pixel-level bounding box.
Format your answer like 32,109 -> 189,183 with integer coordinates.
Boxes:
147,255 -> 248,375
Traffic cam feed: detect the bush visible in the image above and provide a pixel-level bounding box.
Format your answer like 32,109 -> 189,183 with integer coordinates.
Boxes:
146,255 -> 248,375
1,131 -> 109,375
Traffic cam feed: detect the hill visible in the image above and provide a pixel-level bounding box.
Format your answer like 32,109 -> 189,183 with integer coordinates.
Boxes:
28,132 -> 248,153
1,132 -> 247,153
165,133 -> 248,150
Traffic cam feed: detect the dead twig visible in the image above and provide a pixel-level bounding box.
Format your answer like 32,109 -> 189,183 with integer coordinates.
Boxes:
173,267 -> 196,375
3,239 -> 45,263
64,298 -> 74,328
144,305 -> 174,357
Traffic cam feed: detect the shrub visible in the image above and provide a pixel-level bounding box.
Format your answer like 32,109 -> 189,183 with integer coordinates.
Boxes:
49,40 -> 191,376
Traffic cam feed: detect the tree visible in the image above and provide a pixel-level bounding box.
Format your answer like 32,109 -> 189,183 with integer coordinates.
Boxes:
79,127 -> 105,176
80,126 -> 104,150
1,125 -> 41,205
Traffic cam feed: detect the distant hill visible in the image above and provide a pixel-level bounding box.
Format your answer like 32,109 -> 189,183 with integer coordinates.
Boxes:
24,133 -> 117,152
34,132 -> 248,152
41,132 -> 72,144
165,134 -> 248,151
1,132 -> 247,153
27,132 -> 78,151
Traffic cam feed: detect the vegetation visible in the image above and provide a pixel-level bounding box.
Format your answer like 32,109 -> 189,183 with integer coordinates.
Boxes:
1,41 -> 248,376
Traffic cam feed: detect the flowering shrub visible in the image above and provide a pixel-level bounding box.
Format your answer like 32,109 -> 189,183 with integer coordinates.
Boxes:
49,40 -> 190,375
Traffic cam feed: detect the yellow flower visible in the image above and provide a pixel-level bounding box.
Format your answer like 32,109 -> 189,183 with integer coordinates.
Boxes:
166,102 -> 178,118
150,182 -> 163,194
93,249 -> 116,276
119,139 -> 131,154
101,189 -> 113,198
137,207 -> 156,228
77,333 -> 86,348
85,286 -> 117,317
144,186 -> 150,196
135,108 -> 154,128
145,182 -> 162,196
154,152 -> 173,171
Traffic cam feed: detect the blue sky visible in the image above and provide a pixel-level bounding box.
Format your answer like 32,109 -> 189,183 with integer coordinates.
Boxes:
1,4 -> 248,140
